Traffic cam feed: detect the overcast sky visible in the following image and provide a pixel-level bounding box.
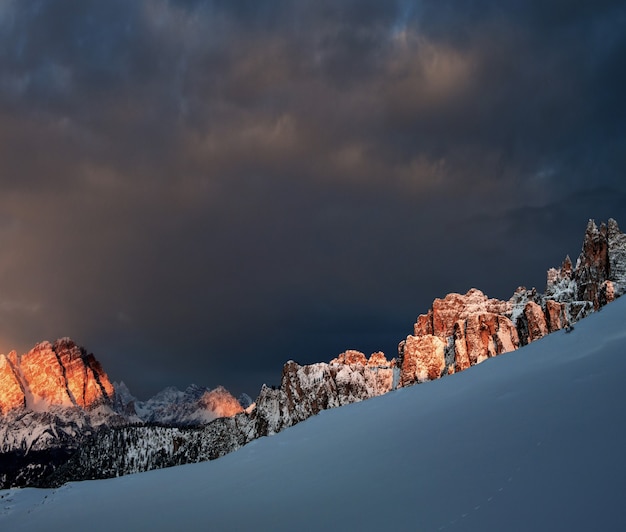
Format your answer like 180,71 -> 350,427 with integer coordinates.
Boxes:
0,0 -> 624,399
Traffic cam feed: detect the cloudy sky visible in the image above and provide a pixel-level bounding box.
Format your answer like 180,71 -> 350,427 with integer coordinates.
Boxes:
0,0 -> 624,399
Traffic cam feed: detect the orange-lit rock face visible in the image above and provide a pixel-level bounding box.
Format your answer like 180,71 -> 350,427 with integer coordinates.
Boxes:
415,289 -> 512,339
53,339 -> 114,408
0,353 -> 25,414
0,338 -> 115,415
20,342 -> 74,407
404,289 -> 518,385
545,300 -> 568,333
367,351 -> 394,368
453,313 -> 519,372
400,334 -> 446,386
453,321 -> 470,372
199,386 -> 244,418
330,350 -> 394,369
330,350 -> 368,366
523,302 -> 549,343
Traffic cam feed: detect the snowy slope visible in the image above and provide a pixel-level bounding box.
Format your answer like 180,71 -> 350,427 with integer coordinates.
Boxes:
1,297 -> 626,531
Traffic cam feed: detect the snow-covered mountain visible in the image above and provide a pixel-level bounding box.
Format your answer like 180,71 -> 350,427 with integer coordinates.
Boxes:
0,341 -> 245,488
115,383 -> 244,426
1,218 -> 625,489
2,290 -> 625,531
44,350 -> 398,485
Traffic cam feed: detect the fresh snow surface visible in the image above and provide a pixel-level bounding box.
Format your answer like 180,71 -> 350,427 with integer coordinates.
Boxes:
2,298 -> 626,531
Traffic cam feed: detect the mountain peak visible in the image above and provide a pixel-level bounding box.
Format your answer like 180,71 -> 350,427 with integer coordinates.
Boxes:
0,338 -> 115,415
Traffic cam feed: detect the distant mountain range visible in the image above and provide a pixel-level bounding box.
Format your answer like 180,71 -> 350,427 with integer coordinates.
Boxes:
1,218 -> 625,488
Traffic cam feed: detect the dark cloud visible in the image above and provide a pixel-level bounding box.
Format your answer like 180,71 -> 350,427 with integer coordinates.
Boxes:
0,0 -> 624,398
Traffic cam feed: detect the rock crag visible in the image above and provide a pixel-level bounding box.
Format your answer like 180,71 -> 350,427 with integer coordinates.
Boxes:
397,218 -> 626,387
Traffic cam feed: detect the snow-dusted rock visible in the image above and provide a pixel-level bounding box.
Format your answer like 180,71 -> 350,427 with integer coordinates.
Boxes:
608,218 -> 626,296
574,219 -> 610,308
251,353 -> 397,437
545,256 -> 576,302
132,384 -> 243,426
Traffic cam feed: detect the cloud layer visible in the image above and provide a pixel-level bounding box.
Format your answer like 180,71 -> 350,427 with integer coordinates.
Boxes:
0,1 -> 625,397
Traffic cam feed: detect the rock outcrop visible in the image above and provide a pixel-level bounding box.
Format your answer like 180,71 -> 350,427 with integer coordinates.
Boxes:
454,312 -> 519,369
608,218 -> 626,297
400,289 -> 520,386
413,289 -> 512,338
398,335 -> 447,385
251,351 -> 397,436
398,219 -> 626,386
574,220 -> 610,308
570,218 -> 626,308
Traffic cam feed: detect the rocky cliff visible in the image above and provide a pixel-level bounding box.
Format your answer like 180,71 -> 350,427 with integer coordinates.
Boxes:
249,350 -> 397,436
397,218 -> 626,387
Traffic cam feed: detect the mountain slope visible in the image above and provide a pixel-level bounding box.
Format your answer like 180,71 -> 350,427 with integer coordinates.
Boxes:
2,218 -> 624,488
2,295 -> 625,531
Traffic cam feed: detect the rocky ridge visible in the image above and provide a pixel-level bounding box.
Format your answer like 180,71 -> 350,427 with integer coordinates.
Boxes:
47,350 -> 398,484
397,219 -> 626,387
2,218 -> 625,487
